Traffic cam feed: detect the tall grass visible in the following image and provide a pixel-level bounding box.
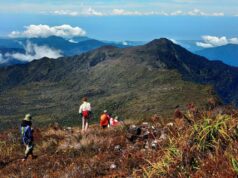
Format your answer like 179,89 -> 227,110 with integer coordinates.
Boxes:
142,138 -> 182,177
191,114 -> 232,152
231,157 -> 238,174
141,110 -> 238,177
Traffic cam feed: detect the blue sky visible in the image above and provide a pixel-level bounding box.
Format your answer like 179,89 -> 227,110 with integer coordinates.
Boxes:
0,0 -> 238,15
0,0 -> 238,41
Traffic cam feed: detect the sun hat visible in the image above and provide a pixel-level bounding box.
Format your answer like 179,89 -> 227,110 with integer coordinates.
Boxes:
24,113 -> 32,121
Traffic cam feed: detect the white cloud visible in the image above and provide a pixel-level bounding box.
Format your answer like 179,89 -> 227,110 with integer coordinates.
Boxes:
230,38 -> 238,44
170,10 -> 184,16
0,53 -> 5,64
50,7 -> 104,16
196,35 -> 238,48
122,41 -> 128,46
159,11 -> 169,16
170,39 -> 179,44
169,9 -> 224,16
5,41 -> 62,62
212,12 -> 225,16
187,9 -> 206,16
196,42 -> 214,48
112,9 -> 170,16
0,1 -> 234,16
110,8 -> 224,16
83,7 -> 104,16
9,24 -> 86,38
112,9 -> 142,15
68,39 -> 78,43
202,36 -> 227,46
52,10 -> 79,16
0,52 -> 16,64
46,7 -> 225,17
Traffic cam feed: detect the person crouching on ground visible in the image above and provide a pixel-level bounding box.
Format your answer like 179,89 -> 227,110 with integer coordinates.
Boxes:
79,97 -> 92,133
21,113 -> 35,162
100,110 -> 110,129
110,116 -> 121,127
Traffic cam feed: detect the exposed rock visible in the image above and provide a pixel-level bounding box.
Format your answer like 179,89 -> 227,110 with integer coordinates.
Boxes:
126,125 -> 142,142
114,145 -> 122,151
144,141 -> 149,149
166,122 -> 174,127
151,140 -> 158,149
110,163 -> 117,170
142,122 -> 149,127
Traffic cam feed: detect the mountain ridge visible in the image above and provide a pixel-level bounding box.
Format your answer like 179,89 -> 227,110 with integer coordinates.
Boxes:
0,38 -> 236,128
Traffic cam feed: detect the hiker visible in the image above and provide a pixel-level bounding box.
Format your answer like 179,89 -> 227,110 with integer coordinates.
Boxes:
100,110 -> 110,129
110,116 -> 121,127
79,97 -> 92,133
21,113 -> 35,162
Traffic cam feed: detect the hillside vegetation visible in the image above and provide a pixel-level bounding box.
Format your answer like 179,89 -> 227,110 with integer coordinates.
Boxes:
0,105 -> 238,177
0,39 -> 223,130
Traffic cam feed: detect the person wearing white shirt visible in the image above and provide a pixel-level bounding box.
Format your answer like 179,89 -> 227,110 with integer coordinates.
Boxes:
79,97 -> 91,133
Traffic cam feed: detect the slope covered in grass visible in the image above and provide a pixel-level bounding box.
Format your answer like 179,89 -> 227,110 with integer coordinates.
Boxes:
1,105 -> 238,177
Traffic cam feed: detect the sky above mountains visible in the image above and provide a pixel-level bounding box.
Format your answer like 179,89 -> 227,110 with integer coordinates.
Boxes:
0,0 -> 237,16
0,0 -> 238,41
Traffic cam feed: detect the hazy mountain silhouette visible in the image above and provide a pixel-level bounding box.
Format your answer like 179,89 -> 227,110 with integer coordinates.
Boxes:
196,44 -> 238,67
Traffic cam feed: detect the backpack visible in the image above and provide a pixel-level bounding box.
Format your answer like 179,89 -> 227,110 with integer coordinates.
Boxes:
21,125 -> 32,145
100,114 -> 109,126
82,110 -> 90,119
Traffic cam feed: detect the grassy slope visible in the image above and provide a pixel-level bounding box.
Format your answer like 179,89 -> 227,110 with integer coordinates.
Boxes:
0,68 -> 214,131
0,106 -> 238,177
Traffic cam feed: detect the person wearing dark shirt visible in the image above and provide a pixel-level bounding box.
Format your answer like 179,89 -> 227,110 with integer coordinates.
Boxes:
21,113 -> 35,162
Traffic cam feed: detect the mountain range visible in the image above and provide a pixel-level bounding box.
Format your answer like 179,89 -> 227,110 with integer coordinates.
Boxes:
196,44 -> 238,67
0,36 -> 131,67
2,36 -> 238,68
1,38 -> 238,129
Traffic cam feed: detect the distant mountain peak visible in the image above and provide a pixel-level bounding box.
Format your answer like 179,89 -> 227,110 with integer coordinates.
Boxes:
146,38 -> 174,47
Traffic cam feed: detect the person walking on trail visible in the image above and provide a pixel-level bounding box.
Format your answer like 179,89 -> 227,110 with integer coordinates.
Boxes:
79,97 -> 91,133
21,113 -> 35,162
100,110 -> 110,129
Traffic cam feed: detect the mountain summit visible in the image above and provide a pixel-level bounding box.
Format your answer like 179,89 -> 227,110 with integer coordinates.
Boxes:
0,38 -> 237,127
146,38 -> 173,46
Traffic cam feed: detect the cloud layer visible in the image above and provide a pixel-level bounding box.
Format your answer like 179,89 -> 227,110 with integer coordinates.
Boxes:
51,8 -> 103,16
47,8 -> 224,17
9,24 -> 86,38
1,1 -> 238,16
111,8 -> 224,16
1,41 -> 62,63
52,10 -> 79,16
196,36 -> 238,48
